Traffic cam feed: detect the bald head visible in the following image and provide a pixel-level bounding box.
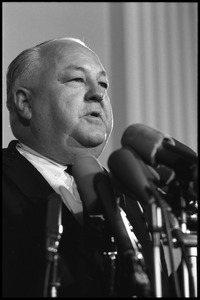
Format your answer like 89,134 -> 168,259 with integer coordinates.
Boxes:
7,38 -> 89,111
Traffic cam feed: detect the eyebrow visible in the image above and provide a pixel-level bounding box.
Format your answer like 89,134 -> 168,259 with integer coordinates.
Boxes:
62,65 -> 107,77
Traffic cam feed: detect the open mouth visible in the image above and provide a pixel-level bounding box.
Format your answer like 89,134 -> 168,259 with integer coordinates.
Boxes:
89,112 -> 100,117
85,110 -> 102,118
83,111 -> 103,123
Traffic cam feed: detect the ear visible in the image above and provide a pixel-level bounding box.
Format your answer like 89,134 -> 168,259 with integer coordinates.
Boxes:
14,87 -> 32,120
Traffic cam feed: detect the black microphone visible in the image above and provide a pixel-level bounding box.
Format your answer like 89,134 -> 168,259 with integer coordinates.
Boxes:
108,147 -> 154,205
72,155 -> 151,297
72,155 -> 104,217
121,123 -> 197,181
72,155 -> 136,254
46,193 -> 63,261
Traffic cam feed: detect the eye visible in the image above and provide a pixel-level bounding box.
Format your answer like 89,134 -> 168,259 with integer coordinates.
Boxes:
70,78 -> 84,83
99,81 -> 108,89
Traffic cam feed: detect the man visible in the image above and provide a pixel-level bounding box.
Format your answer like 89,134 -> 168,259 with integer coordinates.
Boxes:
3,37 -> 169,297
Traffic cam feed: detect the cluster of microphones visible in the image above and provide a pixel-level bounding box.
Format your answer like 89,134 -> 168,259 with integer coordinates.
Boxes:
72,122 -> 197,224
72,123 -> 198,297
46,123 -> 198,297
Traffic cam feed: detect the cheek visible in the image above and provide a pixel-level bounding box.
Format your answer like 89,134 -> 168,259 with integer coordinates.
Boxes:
48,96 -> 82,133
32,84 -> 83,135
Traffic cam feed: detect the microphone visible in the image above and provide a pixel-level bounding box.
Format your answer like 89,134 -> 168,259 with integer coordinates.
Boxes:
72,155 -> 104,217
72,155 -> 151,297
108,147 -> 154,205
46,193 -> 63,260
121,123 -> 197,181
72,155 -> 136,254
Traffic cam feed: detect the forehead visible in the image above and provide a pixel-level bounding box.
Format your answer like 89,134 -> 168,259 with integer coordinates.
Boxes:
40,40 -> 106,74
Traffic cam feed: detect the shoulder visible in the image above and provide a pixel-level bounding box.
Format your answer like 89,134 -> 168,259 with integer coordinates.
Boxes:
2,140 -> 19,167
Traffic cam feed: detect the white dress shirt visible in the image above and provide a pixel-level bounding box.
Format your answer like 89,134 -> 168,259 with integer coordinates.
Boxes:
16,142 -> 83,224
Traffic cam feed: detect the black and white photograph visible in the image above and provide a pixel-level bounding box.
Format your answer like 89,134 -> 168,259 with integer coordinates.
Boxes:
2,2 -> 198,297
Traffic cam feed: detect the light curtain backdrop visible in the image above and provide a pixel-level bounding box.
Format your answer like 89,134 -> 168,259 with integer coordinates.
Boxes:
3,2 -> 198,168
2,2 -> 198,275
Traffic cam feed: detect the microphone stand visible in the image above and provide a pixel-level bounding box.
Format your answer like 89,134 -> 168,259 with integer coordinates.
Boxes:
148,197 -> 163,297
49,253 -> 62,298
178,232 -> 197,297
102,235 -> 118,297
155,176 -> 197,298
178,196 -> 197,297
44,194 -> 63,298
167,175 -> 198,297
88,214 -> 117,297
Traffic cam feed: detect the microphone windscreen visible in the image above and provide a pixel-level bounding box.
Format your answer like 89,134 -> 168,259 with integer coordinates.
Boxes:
108,147 -> 152,204
72,155 -> 103,215
72,155 -> 136,255
46,193 -> 62,233
121,123 -> 174,166
94,171 -> 134,254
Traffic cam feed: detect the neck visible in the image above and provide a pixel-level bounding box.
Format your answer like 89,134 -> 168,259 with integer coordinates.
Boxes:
17,140 -> 105,165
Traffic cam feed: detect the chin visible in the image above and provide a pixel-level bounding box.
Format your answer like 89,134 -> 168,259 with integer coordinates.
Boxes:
78,131 -> 107,147
78,136 -> 107,158
67,130 -> 110,157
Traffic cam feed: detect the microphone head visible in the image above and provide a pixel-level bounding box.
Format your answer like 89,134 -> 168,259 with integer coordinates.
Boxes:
46,193 -> 62,232
121,123 -> 197,176
121,123 -> 174,166
108,147 -> 153,204
72,155 -> 104,215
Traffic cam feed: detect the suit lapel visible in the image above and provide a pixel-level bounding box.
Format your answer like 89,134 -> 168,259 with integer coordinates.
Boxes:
3,141 -> 104,271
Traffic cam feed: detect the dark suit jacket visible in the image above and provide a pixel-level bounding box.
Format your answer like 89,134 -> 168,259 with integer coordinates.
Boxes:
2,140 -> 170,297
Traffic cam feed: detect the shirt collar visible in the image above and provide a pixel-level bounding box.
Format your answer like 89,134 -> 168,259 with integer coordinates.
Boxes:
17,142 -> 69,172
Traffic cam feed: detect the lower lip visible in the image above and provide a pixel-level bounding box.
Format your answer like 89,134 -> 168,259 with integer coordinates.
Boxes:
84,115 -> 103,123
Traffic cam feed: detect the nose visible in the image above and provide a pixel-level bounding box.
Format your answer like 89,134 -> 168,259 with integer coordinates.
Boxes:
85,85 -> 105,102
